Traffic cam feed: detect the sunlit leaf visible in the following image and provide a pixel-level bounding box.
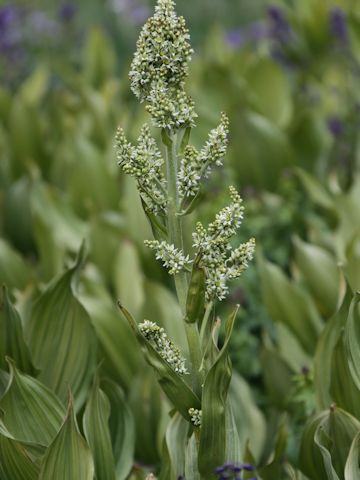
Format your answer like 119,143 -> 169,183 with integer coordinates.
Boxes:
345,431 -> 360,480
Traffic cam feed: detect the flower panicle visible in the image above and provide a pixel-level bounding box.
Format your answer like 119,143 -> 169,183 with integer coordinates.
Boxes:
115,125 -> 167,214
188,407 -> 202,427
192,187 -> 254,301
178,113 -> 229,198
139,320 -> 188,375
144,240 -> 191,275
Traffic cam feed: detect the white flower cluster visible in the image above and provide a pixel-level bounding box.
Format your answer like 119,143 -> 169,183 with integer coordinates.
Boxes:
139,320 -> 189,375
129,0 -> 196,131
115,125 -> 167,214
144,240 -> 191,274
178,113 -> 229,198
188,407 -> 202,427
192,187 -> 255,301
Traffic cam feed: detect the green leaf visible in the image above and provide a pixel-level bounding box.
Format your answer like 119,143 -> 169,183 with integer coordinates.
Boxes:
159,413 -> 189,480
185,433 -> 201,480
0,239 -> 33,290
0,435 -> 39,480
261,344 -> 293,410
114,241 -> 145,319
314,287 -> 351,409
25,248 -> 97,409
344,293 -> 360,391
295,168 -> 335,211
345,431 -> 360,480
258,253 -> 322,354
0,359 -> 65,446
101,379 -> 135,480
198,306 -> 238,477
83,375 -> 116,480
39,397 -> 95,480
293,236 -> 340,317
119,304 -> 200,421
344,232 -> 360,292
0,286 -> 34,373
299,406 -> 360,480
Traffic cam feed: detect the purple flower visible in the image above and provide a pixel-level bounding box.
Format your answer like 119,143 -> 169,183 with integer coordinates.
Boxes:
225,29 -> 246,49
214,462 -> 256,479
59,3 -> 76,23
327,117 -> 344,138
267,5 -> 292,44
329,7 -> 348,44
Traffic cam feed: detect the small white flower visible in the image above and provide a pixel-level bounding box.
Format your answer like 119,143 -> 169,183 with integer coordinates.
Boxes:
144,240 -> 191,274
189,407 -> 202,426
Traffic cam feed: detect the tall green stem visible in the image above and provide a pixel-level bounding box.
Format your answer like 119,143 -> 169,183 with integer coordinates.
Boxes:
165,131 -> 203,395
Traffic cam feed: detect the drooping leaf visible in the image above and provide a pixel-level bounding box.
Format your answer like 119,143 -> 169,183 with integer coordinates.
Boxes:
0,359 -> 65,447
0,239 -> 33,290
39,397 -> 94,480
119,304 -> 201,421
101,379 -> 135,480
198,306 -> 238,477
83,375 -> 116,480
25,246 -> 97,409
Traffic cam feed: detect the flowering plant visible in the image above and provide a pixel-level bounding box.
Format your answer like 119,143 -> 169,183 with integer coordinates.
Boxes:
116,0 -> 255,477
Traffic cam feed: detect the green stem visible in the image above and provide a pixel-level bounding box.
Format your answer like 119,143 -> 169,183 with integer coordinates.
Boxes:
165,130 -> 203,395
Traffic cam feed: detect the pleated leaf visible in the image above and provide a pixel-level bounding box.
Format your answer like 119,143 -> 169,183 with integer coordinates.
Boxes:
344,293 -> 360,390
198,306 -> 238,477
83,376 -> 115,480
314,287 -> 351,409
0,359 -> 65,446
39,398 -> 94,480
25,247 -> 97,409
101,379 -> 135,480
0,286 -> 34,373
0,434 -> 39,480
119,304 -> 201,421
185,433 -> 201,480
345,431 -> 360,480
159,413 -> 189,480
258,254 -> 322,354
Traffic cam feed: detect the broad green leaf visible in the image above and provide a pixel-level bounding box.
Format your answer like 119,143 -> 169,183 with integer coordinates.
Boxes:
101,379 -> 135,480
0,359 -> 65,446
258,254 -> 322,354
83,375 -> 115,480
159,413 -> 189,480
128,368 -> 163,465
299,407 -> 360,480
25,248 -> 97,409
114,241 -> 145,319
261,344 -> 293,409
79,272 -> 139,389
39,398 -> 94,480
344,293 -> 360,391
0,287 -> 34,373
345,431 -> 360,480
295,167 -> 334,211
293,236 -> 340,317
0,239 -> 33,290
225,404 -> 242,465
0,370 -> 9,398
119,304 -> 201,421
31,181 -> 87,280
3,177 -> 36,254
344,232 -> 360,292
314,287 -> 351,409
0,435 -> 39,480
185,433 -> 200,480
245,58 -> 293,126
229,372 -> 266,461
198,306 -> 238,477
259,417 -> 287,480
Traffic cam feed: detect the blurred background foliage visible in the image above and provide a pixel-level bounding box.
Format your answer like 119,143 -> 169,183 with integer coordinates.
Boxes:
1,0 -> 360,478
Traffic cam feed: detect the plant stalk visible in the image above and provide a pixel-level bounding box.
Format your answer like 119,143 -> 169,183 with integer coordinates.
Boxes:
165,131 -> 203,395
